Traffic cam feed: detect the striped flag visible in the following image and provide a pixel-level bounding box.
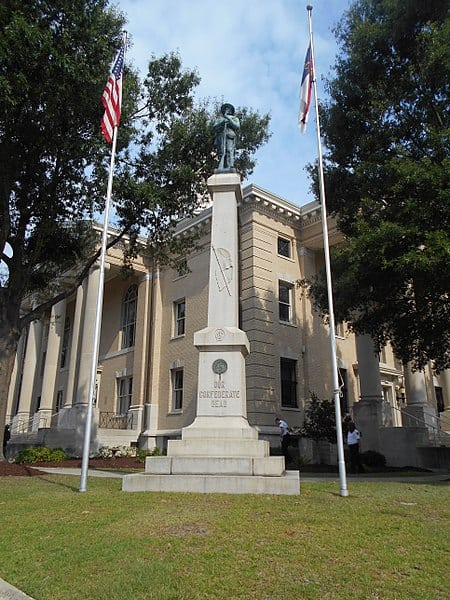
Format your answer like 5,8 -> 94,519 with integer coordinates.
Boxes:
298,43 -> 313,133
101,47 -> 124,143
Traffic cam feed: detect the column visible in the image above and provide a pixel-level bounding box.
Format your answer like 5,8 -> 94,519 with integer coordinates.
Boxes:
65,284 -> 84,408
129,272 -> 151,431
403,365 -> 437,431
6,332 -> 25,423
74,264 -> 101,407
38,300 -> 66,427
12,319 -> 43,433
439,370 -> 450,431
352,334 -> 384,452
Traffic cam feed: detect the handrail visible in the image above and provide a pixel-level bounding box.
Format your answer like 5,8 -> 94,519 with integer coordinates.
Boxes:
391,405 -> 450,446
14,416 -> 34,434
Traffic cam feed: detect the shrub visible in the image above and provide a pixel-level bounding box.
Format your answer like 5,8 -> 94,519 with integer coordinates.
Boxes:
136,447 -> 161,463
96,446 -> 137,459
15,447 -> 68,464
360,450 -> 386,468
301,392 -> 337,443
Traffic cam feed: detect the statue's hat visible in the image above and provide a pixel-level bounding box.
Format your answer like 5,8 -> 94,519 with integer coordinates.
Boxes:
220,103 -> 235,115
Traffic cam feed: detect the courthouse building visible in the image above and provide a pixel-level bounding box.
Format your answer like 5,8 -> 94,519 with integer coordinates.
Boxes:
6,184 -> 450,467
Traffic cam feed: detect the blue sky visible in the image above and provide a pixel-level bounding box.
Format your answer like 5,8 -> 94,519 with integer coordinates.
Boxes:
116,0 -> 353,206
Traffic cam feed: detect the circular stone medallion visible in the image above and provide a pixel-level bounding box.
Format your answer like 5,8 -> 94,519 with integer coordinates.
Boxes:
212,359 -> 228,375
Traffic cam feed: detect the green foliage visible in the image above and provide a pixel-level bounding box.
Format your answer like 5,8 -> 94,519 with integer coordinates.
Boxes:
0,2 -> 271,449
360,450 -> 386,469
136,447 -> 161,462
301,392 -> 337,443
306,0 -> 450,371
14,446 -> 67,464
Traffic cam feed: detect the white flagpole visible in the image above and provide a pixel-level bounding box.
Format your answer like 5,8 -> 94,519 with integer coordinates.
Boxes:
79,34 -> 127,492
306,5 -> 348,497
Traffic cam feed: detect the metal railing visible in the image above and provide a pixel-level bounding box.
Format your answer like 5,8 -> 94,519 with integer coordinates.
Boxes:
13,416 -> 34,434
99,412 -> 133,430
391,405 -> 450,447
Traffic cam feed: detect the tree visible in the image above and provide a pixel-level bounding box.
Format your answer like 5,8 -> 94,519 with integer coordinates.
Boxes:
301,393 -> 337,444
304,0 -> 450,372
0,1 -> 270,457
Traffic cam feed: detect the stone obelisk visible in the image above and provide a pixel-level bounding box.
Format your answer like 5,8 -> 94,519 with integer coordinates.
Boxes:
123,104 -> 299,494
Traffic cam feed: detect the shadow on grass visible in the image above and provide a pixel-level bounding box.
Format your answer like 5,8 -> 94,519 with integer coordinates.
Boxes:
37,475 -> 80,492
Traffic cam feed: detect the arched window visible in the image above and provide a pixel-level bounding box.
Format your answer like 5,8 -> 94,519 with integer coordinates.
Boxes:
121,284 -> 138,349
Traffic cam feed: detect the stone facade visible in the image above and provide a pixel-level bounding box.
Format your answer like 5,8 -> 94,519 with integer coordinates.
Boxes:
6,184 -> 450,467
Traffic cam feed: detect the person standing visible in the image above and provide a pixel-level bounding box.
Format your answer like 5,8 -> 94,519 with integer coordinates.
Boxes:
346,421 -> 361,473
275,417 -> 291,465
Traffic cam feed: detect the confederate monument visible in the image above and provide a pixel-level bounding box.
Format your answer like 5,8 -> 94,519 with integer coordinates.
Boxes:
122,104 -> 300,494
213,103 -> 240,171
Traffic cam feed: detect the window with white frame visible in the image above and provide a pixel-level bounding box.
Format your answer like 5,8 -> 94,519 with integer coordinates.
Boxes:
278,281 -> 293,323
171,368 -> 184,411
121,284 -> 138,349
60,317 -> 71,368
174,299 -> 186,337
277,236 -> 291,258
117,377 -> 133,415
334,321 -> 345,338
280,358 -> 298,408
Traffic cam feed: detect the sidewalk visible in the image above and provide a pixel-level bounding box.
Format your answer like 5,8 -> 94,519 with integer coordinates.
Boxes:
0,578 -> 34,600
34,466 -> 450,483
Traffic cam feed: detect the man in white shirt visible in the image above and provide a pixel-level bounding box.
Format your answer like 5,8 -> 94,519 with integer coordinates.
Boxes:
275,417 -> 291,466
346,421 -> 361,473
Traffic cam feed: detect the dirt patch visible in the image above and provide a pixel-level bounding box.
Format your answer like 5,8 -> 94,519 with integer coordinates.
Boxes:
0,462 -> 47,476
0,457 -> 145,476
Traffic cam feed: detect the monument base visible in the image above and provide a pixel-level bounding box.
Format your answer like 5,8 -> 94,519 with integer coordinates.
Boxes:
123,471 -> 300,495
122,418 -> 300,495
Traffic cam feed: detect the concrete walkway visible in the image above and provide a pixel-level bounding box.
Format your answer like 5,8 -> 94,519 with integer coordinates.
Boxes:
33,466 -> 450,483
0,578 -> 34,600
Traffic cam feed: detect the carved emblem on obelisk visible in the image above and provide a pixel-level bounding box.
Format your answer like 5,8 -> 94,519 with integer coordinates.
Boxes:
213,246 -> 233,295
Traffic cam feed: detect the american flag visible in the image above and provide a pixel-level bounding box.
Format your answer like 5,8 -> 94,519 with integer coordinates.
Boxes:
298,43 -> 313,134
101,47 -> 124,143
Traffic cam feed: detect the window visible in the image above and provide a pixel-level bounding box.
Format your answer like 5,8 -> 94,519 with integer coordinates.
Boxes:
335,321 -> 345,338
60,317 -> 70,368
117,377 -> 133,415
435,387 -> 444,413
121,285 -> 138,348
171,368 -> 184,411
174,299 -> 186,336
56,390 -> 64,412
176,259 -> 189,277
277,237 -> 291,258
278,281 -> 293,323
280,358 -> 297,408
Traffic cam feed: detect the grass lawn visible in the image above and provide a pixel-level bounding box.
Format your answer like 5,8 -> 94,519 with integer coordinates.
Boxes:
0,475 -> 448,599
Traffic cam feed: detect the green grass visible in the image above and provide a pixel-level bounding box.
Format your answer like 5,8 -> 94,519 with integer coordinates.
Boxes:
0,475 -> 448,599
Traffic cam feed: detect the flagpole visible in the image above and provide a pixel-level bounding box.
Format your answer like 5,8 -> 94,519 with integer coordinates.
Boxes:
79,33 -> 127,492
306,5 -> 348,497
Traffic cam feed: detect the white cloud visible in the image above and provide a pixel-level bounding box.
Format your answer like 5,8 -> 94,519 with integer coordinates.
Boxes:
116,0 -> 352,205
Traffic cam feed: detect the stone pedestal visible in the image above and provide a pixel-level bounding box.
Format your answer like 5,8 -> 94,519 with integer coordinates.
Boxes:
123,172 -> 299,495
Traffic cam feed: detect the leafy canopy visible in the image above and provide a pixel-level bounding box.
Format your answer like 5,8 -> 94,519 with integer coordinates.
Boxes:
0,0 -> 271,334
0,0 -> 270,455
306,0 -> 450,371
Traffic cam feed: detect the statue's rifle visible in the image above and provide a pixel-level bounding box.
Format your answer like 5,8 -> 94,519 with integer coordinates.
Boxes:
222,117 -> 227,168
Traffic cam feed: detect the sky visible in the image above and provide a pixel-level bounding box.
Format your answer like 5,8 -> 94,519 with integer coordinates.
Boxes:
116,0 -> 353,207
